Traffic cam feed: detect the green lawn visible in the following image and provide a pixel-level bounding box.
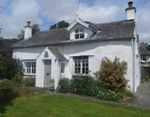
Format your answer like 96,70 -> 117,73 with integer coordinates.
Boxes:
0,94 -> 150,117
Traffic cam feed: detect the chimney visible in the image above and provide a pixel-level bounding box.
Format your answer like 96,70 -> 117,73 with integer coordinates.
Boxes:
125,1 -> 136,20
24,20 -> 32,40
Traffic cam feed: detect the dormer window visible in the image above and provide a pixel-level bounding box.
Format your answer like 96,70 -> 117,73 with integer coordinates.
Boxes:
75,29 -> 84,39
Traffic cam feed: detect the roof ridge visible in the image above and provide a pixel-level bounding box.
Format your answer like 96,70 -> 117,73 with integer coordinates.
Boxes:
93,20 -> 134,25
36,27 -> 67,34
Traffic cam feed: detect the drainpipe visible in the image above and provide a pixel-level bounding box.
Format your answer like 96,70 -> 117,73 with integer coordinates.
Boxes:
132,37 -> 136,93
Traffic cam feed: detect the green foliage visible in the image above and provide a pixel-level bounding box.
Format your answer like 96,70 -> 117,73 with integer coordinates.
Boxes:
96,88 -> 133,101
141,70 -> 150,82
15,86 -> 37,97
95,57 -> 128,92
70,75 -> 101,96
32,24 -> 40,35
22,78 -> 35,87
0,56 -> 23,80
18,24 -> 40,40
0,39 -> 18,47
0,79 -> 18,101
12,74 -> 23,84
140,42 -> 148,47
50,79 -> 55,91
49,20 -> 69,30
58,78 -> 71,93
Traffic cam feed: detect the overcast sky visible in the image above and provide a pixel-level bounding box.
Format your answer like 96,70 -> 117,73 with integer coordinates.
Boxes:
0,0 -> 149,43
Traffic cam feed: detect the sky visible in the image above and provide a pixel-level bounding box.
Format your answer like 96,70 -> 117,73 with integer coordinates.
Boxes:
0,0 -> 149,43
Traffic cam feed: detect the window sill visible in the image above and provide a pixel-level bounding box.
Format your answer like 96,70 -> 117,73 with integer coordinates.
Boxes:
72,74 -> 89,77
24,73 -> 36,76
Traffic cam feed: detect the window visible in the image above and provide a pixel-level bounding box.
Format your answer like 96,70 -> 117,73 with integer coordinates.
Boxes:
142,56 -> 147,61
75,29 -> 84,39
61,63 -> 65,73
25,62 -> 36,74
74,56 -> 88,74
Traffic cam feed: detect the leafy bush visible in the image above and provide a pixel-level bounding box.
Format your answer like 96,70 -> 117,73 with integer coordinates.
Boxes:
141,70 -> 150,82
0,79 -> 18,101
96,88 -> 133,101
70,75 -> 102,96
12,74 -> 23,84
14,86 -> 37,96
95,57 -> 128,92
22,78 -> 35,87
58,78 -> 71,93
0,55 -> 23,80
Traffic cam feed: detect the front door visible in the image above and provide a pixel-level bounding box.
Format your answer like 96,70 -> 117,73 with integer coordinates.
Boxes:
44,60 -> 51,87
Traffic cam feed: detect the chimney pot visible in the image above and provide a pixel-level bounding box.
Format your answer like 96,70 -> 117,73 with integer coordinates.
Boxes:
128,1 -> 133,8
27,20 -> 31,27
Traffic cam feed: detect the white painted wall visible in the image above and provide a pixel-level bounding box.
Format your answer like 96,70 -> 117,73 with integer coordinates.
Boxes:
36,47 -> 60,89
56,40 -> 134,91
13,39 -> 139,92
13,47 -> 45,60
126,9 -> 136,20
70,23 -> 93,40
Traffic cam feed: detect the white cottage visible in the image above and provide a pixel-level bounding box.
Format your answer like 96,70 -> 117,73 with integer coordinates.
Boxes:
12,1 -> 140,92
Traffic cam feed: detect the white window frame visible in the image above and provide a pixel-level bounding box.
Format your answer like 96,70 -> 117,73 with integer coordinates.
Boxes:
60,62 -> 65,73
74,58 -> 88,75
75,28 -> 84,39
23,61 -> 36,75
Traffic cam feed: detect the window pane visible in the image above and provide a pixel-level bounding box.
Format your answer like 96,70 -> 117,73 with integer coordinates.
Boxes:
75,29 -> 79,33
74,57 -> 88,75
78,61 -> 80,67
82,68 -> 85,74
61,63 -> 65,73
75,68 -> 78,74
86,68 -> 88,74
80,33 -> 84,38
26,62 -> 36,74
75,34 -> 79,39
78,68 -> 80,74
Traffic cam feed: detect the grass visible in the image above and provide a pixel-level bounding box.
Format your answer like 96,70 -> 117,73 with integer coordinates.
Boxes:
0,94 -> 150,117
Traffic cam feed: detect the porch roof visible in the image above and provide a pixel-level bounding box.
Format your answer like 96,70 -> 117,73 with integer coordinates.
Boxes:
48,47 -> 67,60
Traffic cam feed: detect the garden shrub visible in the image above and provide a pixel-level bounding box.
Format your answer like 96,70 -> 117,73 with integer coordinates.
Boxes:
95,57 -> 128,92
70,75 -> 102,96
141,70 -> 150,82
22,77 -> 35,87
12,73 -> 23,84
58,78 -> 71,93
0,55 -> 23,80
96,87 -> 133,101
0,79 -> 18,101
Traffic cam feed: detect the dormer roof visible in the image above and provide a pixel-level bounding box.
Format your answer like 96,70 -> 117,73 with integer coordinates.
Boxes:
67,17 -> 97,33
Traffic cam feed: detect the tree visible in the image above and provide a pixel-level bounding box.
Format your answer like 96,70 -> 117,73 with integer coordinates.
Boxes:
32,24 -> 40,35
18,30 -> 24,40
140,42 -> 148,47
18,24 -> 40,40
49,20 -> 69,30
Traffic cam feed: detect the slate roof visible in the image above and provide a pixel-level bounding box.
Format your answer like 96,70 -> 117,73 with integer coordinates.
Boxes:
12,20 -> 135,48
140,46 -> 150,55
48,47 -> 67,60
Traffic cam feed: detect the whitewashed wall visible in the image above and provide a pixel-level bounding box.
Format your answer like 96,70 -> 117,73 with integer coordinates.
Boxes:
13,39 -> 137,92
13,47 -> 45,60
56,40 -> 134,91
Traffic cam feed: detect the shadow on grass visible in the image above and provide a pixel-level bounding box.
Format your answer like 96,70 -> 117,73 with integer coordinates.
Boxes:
0,99 -> 13,117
